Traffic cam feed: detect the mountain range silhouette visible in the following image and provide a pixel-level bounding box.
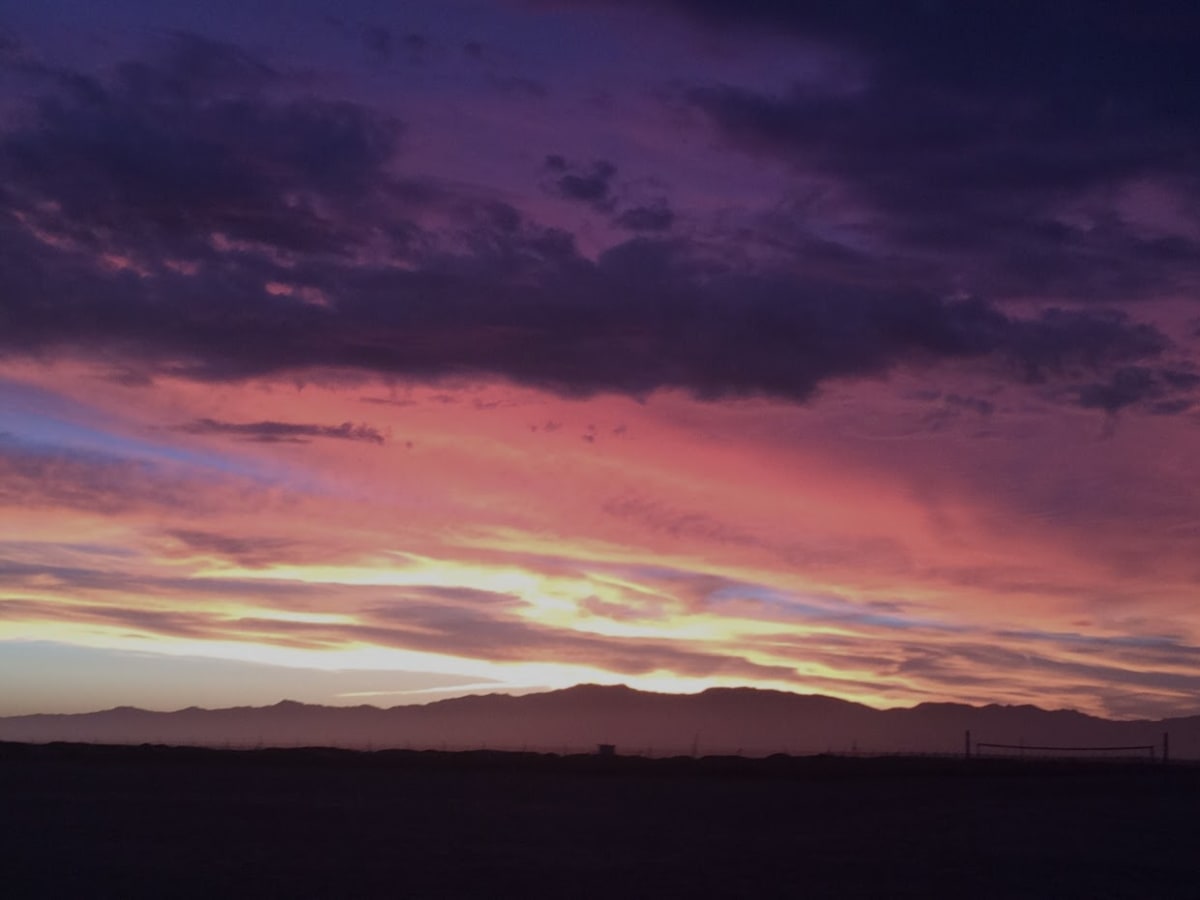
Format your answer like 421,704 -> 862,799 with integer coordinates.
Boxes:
3,685 -> 1196,758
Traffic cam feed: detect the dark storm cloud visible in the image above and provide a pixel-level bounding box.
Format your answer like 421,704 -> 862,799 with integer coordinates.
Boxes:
3,33 -> 402,258
642,0 -> 1200,299
1076,367 -> 1200,415
686,80 -> 1200,299
918,392 -> 996,433
585,0 -> 1200,125
0,33 -> 1185,410
543,155 -> 617,210
614,202 -> 675,232
177,419 -> 385,445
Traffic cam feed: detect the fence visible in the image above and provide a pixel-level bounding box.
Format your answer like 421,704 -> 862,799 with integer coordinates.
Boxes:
965,730 -> 1169,763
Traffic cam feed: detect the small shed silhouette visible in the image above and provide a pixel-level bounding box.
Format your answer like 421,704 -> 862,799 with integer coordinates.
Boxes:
596,743 -> 616,757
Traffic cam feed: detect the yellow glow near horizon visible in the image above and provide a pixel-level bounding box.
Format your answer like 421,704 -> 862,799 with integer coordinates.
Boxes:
206,556 -> 581,604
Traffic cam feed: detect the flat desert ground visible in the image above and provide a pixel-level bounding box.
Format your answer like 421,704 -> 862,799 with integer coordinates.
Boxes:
3,744 -> 1198,899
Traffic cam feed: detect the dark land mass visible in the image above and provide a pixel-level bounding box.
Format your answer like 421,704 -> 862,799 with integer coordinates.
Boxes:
3,741 -> 1199,899
3,684 -> 1198,758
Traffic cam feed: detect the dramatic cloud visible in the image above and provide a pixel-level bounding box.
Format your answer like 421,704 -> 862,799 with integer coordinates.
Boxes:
178,418 -> 385,444
614,203 -> 675,233
543,155 -> 617,210
0,30 -> 1189,413
4,1 -> 1200,721
667,2 -> 1200,302
687,82 -> 1200,300
4,36 -> 400,255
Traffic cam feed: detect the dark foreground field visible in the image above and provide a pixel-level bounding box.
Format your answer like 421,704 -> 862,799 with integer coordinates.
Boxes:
3,743 -> 1198,899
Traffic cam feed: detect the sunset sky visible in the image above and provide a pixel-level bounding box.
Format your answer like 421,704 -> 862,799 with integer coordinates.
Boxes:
3,1 -> 1200,719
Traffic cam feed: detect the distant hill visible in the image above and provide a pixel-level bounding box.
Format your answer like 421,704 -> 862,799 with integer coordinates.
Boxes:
2,684 -> 1196,758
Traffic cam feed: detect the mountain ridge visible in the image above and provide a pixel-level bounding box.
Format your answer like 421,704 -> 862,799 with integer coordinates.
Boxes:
3,684 -> 1196,758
